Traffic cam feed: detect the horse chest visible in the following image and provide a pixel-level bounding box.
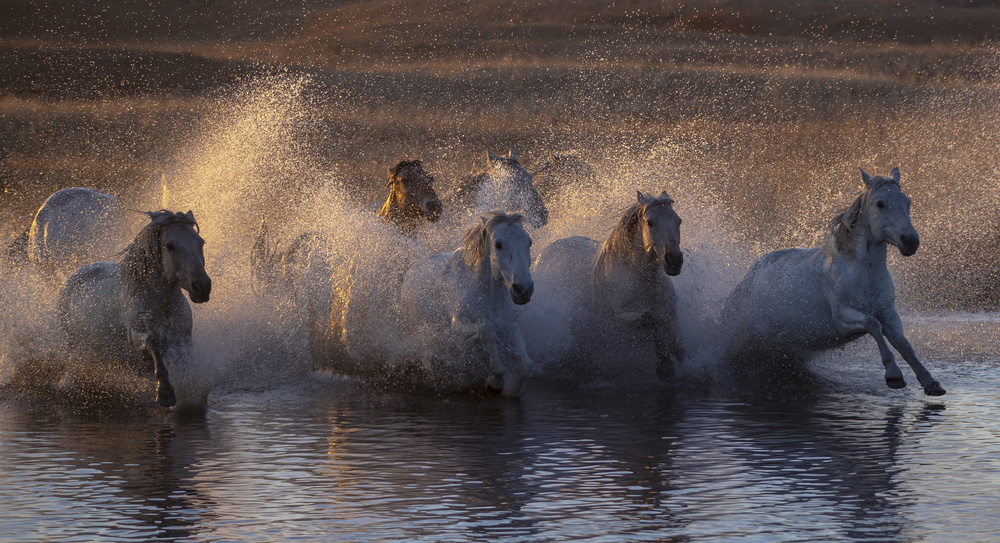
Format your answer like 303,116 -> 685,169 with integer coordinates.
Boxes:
828,258 -> 894,314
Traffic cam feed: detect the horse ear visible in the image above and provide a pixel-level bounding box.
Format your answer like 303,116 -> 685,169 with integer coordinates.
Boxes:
860,168 -> 872,187
388,166 -> 394,176
637,190 -> 649,204
487,150 -> 501,163
508,147 -> 518,161
890,167 -> 900,183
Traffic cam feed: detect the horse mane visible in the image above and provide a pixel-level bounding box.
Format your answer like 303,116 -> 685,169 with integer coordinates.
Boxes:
828,176 -> 898,254
120,210 -> 199,296
595,193 -> 674,274
459,211 -> 525,268
388,159 -> 423,183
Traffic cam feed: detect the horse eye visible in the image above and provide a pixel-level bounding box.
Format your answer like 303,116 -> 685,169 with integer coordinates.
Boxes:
875,201 -> 885,209
494,241 -> 503,250
647,219 -> 655,227
165,243 -> 175,252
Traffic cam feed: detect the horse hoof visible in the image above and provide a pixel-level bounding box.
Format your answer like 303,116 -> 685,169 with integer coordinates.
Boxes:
885,375 -> 906,389
924,382 -> 946,396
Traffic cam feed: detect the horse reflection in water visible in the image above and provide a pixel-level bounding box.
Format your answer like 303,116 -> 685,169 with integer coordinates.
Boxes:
446,149 -> 548,229
721,168 -> 945,396
6,187 -> 136,284
58,210 -> 212,409
525,191 -> 685,382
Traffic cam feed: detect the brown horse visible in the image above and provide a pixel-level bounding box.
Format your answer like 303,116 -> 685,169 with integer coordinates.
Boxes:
376,160 -> 442,236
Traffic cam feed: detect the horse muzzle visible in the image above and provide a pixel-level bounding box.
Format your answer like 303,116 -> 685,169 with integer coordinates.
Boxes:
188,276 -> 212,303
423,199 -> 443,222
898,233 -> 920,256
664,251 -> 684,276
510,281 -> 534,305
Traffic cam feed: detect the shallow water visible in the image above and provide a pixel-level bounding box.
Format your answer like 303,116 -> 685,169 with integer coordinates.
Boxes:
2,322 -> 999,543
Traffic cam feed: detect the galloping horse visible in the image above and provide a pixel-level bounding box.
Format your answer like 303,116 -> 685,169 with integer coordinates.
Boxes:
446,149 -> 548,229
528,191 -> 685,381
398,211 -> 536,396
721,168 -> 945,396
58,210 -> 212,408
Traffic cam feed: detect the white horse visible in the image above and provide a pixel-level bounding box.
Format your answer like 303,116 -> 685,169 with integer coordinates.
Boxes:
58,210 -> 213,409
445,149 -> 549,229
22,187 -> 135,283
399,211 -> 535,397
528,191 -> 685,381
721,168 -> 945,396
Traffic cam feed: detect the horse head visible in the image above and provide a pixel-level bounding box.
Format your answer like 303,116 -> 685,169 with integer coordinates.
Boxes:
464,211 -> 535,305
485,149 -> 549,228
860,168 -> 919,256
157,211 -> 212,303
386,160 -> 442,225
637,191 -> 684,276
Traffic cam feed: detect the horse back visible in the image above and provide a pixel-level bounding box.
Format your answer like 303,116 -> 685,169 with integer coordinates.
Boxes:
723,247 -> 846,350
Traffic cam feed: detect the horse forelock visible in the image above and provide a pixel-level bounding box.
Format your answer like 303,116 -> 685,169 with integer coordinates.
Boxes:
460,211 -> 524,267
829,177 -> 900,254
390,159 -> 424,181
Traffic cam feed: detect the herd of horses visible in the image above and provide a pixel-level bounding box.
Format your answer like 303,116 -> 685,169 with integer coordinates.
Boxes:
1,148 -> 946,410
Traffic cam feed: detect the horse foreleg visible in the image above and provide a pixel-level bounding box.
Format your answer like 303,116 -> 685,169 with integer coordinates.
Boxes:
149,347 -> 176,408
130,329 -> 176,408
880,312 -> 946,396
839,308 -> 905,389
501,329 -> 534,398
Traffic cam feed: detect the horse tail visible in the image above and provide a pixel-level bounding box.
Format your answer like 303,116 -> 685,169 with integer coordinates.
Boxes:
250,216 -> 278,296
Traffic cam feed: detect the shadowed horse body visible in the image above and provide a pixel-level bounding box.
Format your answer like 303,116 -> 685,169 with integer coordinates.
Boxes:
58,210 -> 212,409
527,191 -> 685,382
721,168 -> 945,396
446,149 -> 548,229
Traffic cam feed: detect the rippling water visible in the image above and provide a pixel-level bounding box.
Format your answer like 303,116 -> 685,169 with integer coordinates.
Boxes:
3,325 -> 999,542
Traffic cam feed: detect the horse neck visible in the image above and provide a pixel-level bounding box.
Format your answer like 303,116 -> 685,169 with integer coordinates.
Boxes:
121,251 -> 178,305
597,227 -> 659,284
828,219 -> 888,269
377,189 -> 417,235
463,246 -> 509,311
